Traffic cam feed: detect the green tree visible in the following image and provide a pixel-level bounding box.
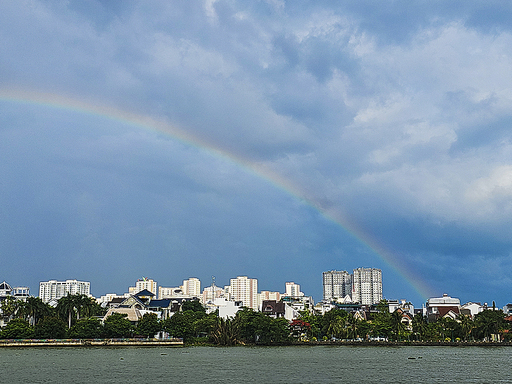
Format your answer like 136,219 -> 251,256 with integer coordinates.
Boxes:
474,310 -> 505,341
181,300 -> 206,314
162,311 -> 198,342
20,297 -> 53,326
322,308 -> 348,339
357,320 -> 372,340
234,308 -> 261,343
231,308 -> 290,345
34,316 -> 67,339
68,317 -> 103,339
56,294 -> 97,329
346,313 -> 360,339
0,318 -> 34,339
298,311 -> 322,340
412,314 -> 427,341
456,314 -> 473,341
265,317 -> 290,344
194,312 -> 219,338
136,313 -> 161,338
103,313 -> 133,338
371,301 -> 392,339
0,296 -> 18,323
390,310 -> 406,341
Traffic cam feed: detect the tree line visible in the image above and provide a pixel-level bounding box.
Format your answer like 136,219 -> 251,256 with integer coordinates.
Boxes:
1,297 -> 511,344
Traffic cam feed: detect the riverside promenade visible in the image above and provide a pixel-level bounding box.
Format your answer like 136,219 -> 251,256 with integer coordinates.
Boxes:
0,338 -> 183,347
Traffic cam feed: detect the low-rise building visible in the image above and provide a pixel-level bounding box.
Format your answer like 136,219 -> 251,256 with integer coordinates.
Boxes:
461,302 -> 485,318
426,294 -> 460,322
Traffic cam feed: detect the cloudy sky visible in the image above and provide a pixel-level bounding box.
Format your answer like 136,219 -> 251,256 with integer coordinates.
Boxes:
2,1 -> 512,306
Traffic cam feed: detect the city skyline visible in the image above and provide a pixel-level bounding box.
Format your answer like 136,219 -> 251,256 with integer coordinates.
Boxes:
4,269 -> 508,308
2,2 -> 512,306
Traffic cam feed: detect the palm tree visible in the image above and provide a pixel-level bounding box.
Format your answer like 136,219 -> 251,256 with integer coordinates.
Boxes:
327,315 -> 345,339
57,294 -> 79,329
412,314 -> 427,341
76,294 -> 96,319
457,314 -> 473,341
391,310 -> 406,341
22,297 -> 52,326
345,313 -> 360,340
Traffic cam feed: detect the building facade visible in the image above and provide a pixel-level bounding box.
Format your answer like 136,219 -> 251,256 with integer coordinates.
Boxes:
284,282 -> 303,298
129,278 -> 158,296
351,268 -> 382,305
322,270 -> 352,301
181,278 -> 201,298
39,279 -> 91,303
228,276 -> 258,310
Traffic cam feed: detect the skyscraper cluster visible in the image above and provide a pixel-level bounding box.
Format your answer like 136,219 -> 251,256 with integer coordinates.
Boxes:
323,268 -> 382,305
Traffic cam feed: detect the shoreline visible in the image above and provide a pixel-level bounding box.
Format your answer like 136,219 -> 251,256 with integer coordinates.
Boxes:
0,338 -> 183,347
1,339 -> 510,348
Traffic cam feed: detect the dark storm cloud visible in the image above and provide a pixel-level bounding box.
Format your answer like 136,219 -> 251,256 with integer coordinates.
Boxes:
2,0 -> 512,305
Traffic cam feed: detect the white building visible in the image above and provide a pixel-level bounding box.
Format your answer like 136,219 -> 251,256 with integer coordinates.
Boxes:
323,270 -> 352,301
205,297 -> 243,319
461,302 -> 485,318
39,279 -> 91,303
388,299 -> 414,316
228,276 -> 258,310
159,286 -> 184,299
352,268 -> 382,305
181,278 -> 201,298
12,286 -> 30,299
284,282 -> 304,298
426,294 -> 461,321
201,285 -> 225,304
0,281 -> 12,297
129,278 -> 158,296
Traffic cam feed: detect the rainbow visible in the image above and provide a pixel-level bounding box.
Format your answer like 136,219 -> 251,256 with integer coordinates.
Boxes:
0,87 -> 432,301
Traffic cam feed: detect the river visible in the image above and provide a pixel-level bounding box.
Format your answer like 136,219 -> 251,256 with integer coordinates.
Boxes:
2,345 -> 511,383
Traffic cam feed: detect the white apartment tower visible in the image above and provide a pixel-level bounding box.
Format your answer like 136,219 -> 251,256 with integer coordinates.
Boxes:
181,277 -> 201,298
229,276 -> 258,310
322,270 -> 352,301
352,268 -> 382,305
129,278 -> 158,296
285,282 -> 303,298
39,279 -> 90,303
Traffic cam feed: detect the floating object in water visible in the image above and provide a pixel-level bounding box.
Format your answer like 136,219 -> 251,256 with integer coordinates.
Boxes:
408,357 -> 416,360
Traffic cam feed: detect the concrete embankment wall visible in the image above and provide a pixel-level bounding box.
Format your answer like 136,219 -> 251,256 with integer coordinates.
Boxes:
0,338 -> 183,347
305,340 -> 512,347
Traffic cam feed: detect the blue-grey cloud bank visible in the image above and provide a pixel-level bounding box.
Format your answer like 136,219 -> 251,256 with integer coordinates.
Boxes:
2,1 -> 512,306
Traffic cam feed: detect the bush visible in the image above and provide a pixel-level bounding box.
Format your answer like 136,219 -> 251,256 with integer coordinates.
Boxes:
34,317 -> 67,339
0,318 -> 34,339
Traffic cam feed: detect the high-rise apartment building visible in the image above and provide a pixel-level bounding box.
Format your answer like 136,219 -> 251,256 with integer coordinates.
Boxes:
322,270 -> 352,301
201,285 -> 225,304
352,268 -> 382,305
284,282 -> 303,298
181,277 -> 201,298
129,277 -> 158,296
228,276 -> 258,310
39,279 -> 91,303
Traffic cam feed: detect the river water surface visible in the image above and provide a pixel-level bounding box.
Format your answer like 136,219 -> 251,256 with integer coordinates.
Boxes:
1,345 -> 511,383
